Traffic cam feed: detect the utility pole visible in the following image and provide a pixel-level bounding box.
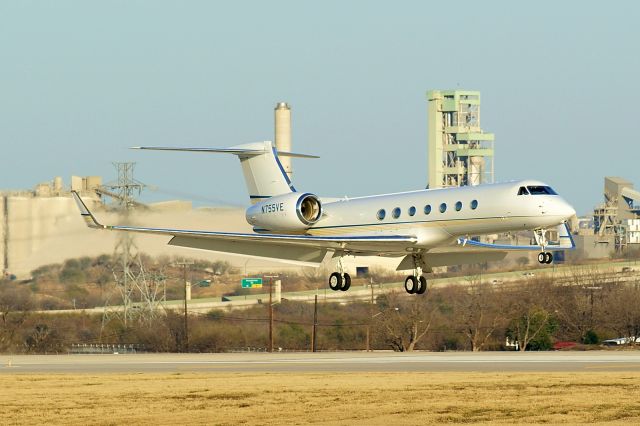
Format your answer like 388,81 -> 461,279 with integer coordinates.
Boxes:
264,275 -> 280,353
175,260 -> 193,352
269,276 -> 274,352
312,294 -> 318,352
366,281 -> 374,352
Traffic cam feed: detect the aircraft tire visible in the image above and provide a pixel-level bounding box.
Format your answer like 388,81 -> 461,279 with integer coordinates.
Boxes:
404,276 -> 418,294
537,252 -> 546,264
341,273 -> 351,291
329,272 -> 342,291
416,276 -> 427,294
545,252 -> 553,264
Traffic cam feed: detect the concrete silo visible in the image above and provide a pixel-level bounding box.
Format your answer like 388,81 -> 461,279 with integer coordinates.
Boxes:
274,102 -> 292,181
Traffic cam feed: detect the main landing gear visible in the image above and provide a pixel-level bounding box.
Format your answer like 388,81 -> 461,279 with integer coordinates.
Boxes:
404,255 -> 427,295
328,257 -> 351,292
328,271 -> 351,291
328,255 -> 427,295
404,275 -> 427,295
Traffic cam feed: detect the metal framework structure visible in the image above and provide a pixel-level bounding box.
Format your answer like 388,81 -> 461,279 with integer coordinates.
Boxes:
427,90 -> 494,189
100,163 -> 166,334
593,177 -> 640,250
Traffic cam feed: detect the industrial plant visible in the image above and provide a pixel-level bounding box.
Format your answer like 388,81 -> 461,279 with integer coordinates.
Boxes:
427,90 -> 494,189
1,91 -> 638,283
572,176 -> 640,258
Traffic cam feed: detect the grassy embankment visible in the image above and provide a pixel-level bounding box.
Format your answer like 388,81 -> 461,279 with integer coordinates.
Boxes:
1,372 -> 639,424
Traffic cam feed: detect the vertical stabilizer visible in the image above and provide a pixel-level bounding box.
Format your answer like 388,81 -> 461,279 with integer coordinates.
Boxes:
132,141 -> 318,204
235,141 -> 295,203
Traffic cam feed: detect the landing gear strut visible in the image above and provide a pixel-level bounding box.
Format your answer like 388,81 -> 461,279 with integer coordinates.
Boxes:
328,257 -> 351,291
404,255 -> 427,295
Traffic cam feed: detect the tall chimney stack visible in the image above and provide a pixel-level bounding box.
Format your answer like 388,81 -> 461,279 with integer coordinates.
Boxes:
274,102 -> 292,180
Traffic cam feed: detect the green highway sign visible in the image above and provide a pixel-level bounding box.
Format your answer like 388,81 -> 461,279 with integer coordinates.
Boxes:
241,277 -> 263,288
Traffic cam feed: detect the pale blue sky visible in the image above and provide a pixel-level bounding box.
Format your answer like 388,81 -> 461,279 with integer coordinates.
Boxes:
1,1 -> 638,214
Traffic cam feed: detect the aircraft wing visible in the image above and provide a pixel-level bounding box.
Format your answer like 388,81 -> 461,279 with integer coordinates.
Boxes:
395,222 -> 575,271
72,192 -> 417,266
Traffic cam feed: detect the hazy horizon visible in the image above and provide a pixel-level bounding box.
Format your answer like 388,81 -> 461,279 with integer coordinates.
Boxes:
1,1 -> 639,215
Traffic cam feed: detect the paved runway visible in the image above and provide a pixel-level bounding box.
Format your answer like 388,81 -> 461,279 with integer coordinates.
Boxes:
2,351 -> 640,374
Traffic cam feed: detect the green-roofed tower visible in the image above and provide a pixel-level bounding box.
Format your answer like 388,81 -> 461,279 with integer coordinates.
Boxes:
427,90 -> 495,188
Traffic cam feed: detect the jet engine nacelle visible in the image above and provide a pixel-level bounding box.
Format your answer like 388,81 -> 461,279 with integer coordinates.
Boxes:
245,192 -> 323,232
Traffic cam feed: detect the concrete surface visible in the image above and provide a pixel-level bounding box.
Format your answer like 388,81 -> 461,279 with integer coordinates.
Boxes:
2,351 -> 640,374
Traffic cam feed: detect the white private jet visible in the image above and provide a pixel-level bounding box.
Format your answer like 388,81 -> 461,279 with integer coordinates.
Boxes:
72,141 -> 576,295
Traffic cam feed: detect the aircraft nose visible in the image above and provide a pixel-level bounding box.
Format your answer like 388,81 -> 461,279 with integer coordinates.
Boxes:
559,200 -> 576,220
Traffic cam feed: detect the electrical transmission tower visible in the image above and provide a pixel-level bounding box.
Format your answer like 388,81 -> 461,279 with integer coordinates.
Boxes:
100,163 -> 166,336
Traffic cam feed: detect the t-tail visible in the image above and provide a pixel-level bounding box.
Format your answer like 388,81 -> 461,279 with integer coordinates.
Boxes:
132,141 -> 318,204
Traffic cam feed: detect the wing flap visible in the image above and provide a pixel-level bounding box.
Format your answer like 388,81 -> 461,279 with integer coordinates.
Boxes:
169,236 -> 328,266
112,224 -> 417,250
396,251 -> 508,271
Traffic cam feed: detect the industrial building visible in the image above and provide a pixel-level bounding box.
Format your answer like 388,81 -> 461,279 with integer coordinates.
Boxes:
427,90 -> 494,189
571,177 -> 640,259
594,177 -> 640,246
0,177 -> 260,280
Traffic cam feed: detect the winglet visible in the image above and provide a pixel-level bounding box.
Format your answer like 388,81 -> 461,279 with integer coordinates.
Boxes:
71,191 -> 105,229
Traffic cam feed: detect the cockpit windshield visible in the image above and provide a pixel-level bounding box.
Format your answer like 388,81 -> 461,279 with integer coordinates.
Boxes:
527,186 -> 557,195
517,186 -> 530,195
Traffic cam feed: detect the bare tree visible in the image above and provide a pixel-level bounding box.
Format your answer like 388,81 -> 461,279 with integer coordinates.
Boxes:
505,279 -> 556,351
0,284 -> 33,352
375,291 -> 438,352
453,281 -> 506,351
551,268 -> 617,343
602,281 -> 640,343
24,324 -> 62,354
301,264 -> 330,283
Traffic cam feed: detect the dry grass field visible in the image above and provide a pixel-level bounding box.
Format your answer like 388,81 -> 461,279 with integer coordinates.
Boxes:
1,372 -> 639,425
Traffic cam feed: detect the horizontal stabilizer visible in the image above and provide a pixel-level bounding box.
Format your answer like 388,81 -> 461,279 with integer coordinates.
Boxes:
131,145 -> 319,158
133,141 -> 317,203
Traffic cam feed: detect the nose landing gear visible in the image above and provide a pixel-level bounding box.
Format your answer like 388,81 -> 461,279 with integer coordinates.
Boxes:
537,251 -> 553,264
534,228 -> 554,265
